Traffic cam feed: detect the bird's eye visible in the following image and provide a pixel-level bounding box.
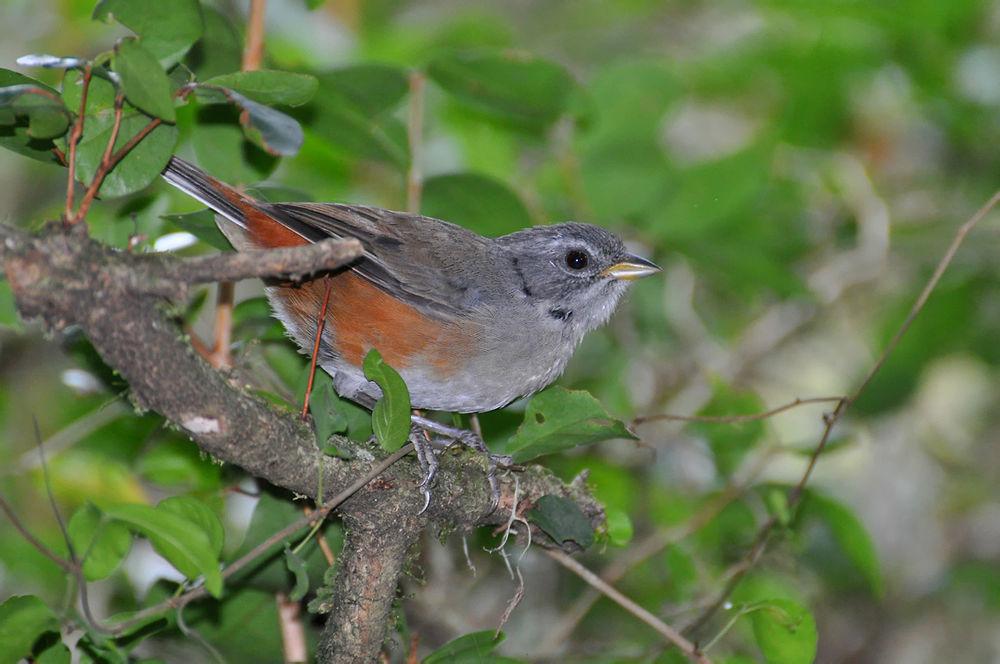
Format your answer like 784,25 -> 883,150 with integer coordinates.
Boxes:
565,250 -> 590,270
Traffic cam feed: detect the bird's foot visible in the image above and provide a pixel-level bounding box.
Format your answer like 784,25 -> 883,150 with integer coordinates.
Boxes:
409,428 -> 439,516
411,414 -> 512,513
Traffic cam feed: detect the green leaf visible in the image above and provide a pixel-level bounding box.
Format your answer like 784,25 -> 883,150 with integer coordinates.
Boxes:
528,495 -> 595,550
185,8 -> 241,80
34,638 -> 70,664
422,173 -> 532,236
423,630 -> 506,664
94,0 -> 204,68
161,209 -> 232,251
158,495 -> 225,557
0,69 -> 63,163
0,595 -> 59,664
798,491 -> 883,596
309,369 -> 347,453
689,381 -> 766,476
0,86 -> 71,139
605,507 -> 634,546
500,386 -> 636,463
105,501 -> 223,597
749,599 -> 818,664
427,49 -> 582,130
191,104 -> 278,184
202,71 -> 318,107
283,545 -> 310,602
62,68 -> 117,118
766,489 -> 791,527
197,86 -> 304,156
74,111 -> 178,197
0,280 -> 22,331
67,503 -> 133,581
301,66 -> 410,167
362,349 -> 411,452
137,437 -> 223,489
113,38 -> 176,122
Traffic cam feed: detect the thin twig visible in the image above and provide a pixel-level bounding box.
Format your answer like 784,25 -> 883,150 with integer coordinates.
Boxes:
74,115 -> 161,223
684,190 -> 1000,637
110,443 -> 415,634
632,396 -> 843,426
545,548 -> 711,664
242,0 -> 267,71
65,64 -> 91,222
301,278 -> 334,419
276,591 -> 308,663
406,71 -> 425,214
0,494 -> 75,573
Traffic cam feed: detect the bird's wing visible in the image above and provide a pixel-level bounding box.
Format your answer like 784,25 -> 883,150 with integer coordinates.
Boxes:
268,202 -> 495,318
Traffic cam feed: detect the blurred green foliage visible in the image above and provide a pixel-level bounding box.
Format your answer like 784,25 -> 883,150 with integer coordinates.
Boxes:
1,0 -> 999,662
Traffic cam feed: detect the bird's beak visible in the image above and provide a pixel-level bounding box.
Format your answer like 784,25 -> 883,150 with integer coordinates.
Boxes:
602,254 -> 661,281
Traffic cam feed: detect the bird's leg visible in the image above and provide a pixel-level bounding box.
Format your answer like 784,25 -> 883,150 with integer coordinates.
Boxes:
409,426 -> 438,515
410,414 -> 513,511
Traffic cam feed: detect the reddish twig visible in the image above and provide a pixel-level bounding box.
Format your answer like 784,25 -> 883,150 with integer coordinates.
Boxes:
301,279 -> 334,419
64,63 -> 92,222
74,114 -> 162,223
242,0 -> 267,71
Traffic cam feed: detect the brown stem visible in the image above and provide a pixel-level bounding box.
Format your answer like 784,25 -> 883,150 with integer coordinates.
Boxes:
65,64 -> 92,222
209,281 -> 235,369
277,591 -> 308,664
243,0 -> 267,71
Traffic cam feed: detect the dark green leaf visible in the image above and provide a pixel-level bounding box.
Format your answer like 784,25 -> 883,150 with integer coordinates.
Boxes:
0,81 -> 71,139
283,545 -> 310,602
197,85 -> 304,156
191,104 -> 278,184
0,69 -> 64,162
33,638 -> 70,664
158,495 -> 225,557
105,501 -> 223,597
315,65 -> 408,117
427,50 -> 582,130
67,503 -> 132,580
0,595 -> 59,664
113,39 -> 176,122
422,173 -> 532,236
423,630 -> 506,664
74,111 -> 178,197
500,386 -> 636,463
749,599 -> 818,664
362,349 -> 411,452
529,495 -> 595,549
93,0 -> 204,67
201,70 -> 318,107
185,8 -> 241,80
309,369 -> 347,453
299,67 -> 409,167
798,491 -> 882,596
161,209 -> 232,251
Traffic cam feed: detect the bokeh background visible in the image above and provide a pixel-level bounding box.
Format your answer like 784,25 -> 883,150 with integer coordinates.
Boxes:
2,0 -> 1000,662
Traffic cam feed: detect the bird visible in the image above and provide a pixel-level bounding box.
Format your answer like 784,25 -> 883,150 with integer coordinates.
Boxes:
162,156 -> 660,508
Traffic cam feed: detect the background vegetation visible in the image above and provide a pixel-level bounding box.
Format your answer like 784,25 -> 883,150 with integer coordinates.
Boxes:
1,0 -> 999,662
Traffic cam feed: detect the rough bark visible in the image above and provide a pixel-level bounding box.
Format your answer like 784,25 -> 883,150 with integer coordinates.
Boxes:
0,220 -> 605,663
